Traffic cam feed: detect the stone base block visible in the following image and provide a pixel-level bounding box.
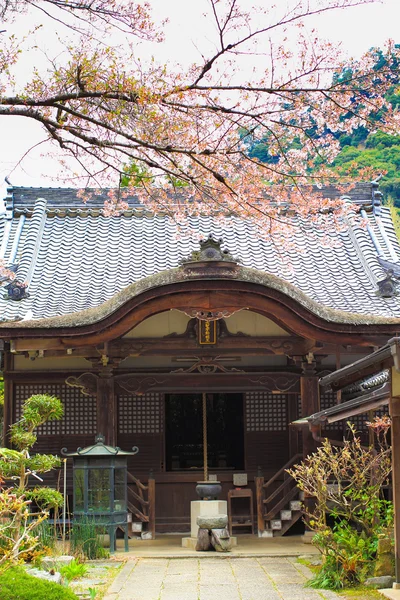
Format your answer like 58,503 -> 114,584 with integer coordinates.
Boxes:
190,500 -> 227,538
259,530 -> 273,538
301,531 -> 315,544
182,536 -> 237,549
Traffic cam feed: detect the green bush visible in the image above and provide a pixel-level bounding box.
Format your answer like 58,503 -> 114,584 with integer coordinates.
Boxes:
0,566 -> 78,600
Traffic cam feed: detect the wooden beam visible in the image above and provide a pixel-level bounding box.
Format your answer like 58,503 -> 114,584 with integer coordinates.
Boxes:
9,335 -> 314,356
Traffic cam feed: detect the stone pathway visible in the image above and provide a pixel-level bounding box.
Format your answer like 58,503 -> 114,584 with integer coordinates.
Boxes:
104,557 -> 341,600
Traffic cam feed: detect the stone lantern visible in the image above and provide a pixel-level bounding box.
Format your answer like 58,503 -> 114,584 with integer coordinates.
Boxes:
62,433 -> 139,552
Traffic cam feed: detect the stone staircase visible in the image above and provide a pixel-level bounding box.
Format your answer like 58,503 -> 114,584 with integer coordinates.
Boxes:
255,454 -> 304,537
263,497 -> 303,537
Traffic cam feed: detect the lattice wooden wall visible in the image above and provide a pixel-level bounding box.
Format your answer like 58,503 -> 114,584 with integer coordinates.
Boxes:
117,393 -> 164,473
319,389 -> 342,431
245,392 -> 287,432
14,383 -> 96,436
117,393 -> 163,434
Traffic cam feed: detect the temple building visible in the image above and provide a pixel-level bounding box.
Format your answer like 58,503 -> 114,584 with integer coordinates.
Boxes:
0,181 -> 399,537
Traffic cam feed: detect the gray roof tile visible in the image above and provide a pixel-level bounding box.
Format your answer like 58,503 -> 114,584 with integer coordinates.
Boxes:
1,185 -> 400,323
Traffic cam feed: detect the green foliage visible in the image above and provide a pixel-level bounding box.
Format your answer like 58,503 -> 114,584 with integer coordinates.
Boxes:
309,521 -> 380,589
0,394 -> 63,486
60,559 -> 88,582
288,422 -> 393,589
34,520 -> 57,552
121,161 -> 153,187
25,487 -> 63,510
387,196 -> 400,238
246,44 -> 400,206
11,394 -> 63,447
70,517 -> 109,560
0,394 -> 63,565
0,566 -> 79,600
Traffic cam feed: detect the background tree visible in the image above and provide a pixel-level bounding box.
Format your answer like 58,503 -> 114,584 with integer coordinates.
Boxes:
1,0 -> 400,239
247,43 -> 400,213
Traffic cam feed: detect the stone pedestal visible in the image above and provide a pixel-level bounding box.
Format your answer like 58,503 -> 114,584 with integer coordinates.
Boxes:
190,500 -> 227,538
182,500 -> 237,548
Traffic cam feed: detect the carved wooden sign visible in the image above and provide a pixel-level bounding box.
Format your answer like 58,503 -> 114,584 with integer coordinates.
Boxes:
198,320 -> 217,345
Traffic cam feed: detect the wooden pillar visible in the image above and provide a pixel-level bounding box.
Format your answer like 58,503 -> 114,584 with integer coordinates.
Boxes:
2,349 -> 13,447
148,474 -> 156,540
390,394 -> 400,585
300,359 -> 320,458
255,475 -> 265,536
96,368 -> 116,446
391,367 -> 400,586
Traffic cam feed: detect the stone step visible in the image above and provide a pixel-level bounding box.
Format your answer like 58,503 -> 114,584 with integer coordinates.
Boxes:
290,500 -> 302,512
270,519 -> 282,530
280,510 -> 292,521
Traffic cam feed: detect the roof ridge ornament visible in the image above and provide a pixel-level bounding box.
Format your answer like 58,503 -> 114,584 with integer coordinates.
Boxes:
377,269 -> 398,298
0,263 -> 30,301
180,235 -> 241,279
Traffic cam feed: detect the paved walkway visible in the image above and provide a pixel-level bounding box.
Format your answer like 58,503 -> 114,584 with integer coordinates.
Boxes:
104,557 -> 340,600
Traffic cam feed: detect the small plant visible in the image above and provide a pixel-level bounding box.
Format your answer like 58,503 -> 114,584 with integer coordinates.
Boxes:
88,588 -> 98,599
60,559 -> 88,582
70,517 -> 109,560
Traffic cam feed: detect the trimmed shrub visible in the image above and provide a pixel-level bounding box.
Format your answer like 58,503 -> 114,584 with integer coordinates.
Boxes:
0,566 -> 78,600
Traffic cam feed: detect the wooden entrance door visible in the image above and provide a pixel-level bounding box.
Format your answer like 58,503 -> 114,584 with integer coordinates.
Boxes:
165,393 -> 244,472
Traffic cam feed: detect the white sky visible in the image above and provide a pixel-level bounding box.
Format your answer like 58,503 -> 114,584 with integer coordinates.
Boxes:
1,0 -> 400,199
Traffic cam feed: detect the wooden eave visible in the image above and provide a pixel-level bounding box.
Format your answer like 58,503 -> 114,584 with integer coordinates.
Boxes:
1,279 -> 399,351
319,339 -> 400,391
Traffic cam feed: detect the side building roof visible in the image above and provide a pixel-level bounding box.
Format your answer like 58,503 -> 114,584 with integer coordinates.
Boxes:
1,182 -> 400,326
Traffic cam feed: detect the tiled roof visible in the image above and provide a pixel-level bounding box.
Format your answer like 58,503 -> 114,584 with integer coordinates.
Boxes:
1,183 -> 400,324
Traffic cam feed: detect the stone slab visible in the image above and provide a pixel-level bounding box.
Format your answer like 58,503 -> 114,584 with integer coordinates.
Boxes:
182,536 -> 237,549
197,515 -> 228,529
41,555 -> 74,571
190,500 -> 227,538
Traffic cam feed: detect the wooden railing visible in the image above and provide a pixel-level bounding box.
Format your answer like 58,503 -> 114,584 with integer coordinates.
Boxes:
127,471 -> 156,539
255,453 -> 302,535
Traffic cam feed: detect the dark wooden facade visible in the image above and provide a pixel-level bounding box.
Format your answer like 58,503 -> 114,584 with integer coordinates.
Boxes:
1,274 -> 395,533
